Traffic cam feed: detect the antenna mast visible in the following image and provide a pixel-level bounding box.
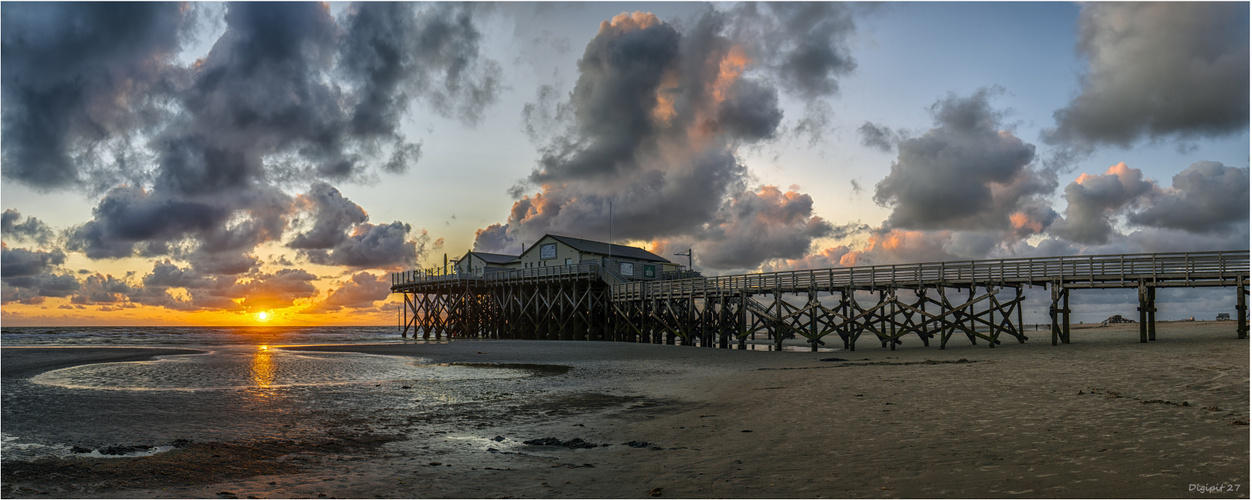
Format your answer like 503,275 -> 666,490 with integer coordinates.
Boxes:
675,248 -> 693,272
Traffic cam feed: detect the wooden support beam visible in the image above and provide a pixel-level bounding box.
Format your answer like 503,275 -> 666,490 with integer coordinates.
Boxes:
1239,276 -> 1249,340
1148,286 -> 1157,342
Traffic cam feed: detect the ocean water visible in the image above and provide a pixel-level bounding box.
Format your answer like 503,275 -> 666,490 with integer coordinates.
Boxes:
0,326 -> 558,462
0,325 -> 403,347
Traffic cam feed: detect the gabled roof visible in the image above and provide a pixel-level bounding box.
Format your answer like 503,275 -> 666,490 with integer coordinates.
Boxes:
544,234 -> 670,263
465,251 -> 520,265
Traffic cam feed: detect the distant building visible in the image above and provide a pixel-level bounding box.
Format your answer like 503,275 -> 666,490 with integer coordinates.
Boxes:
452,234 -> 680,281
1102,314 -> 1134,326
1217,313 -> 1231,320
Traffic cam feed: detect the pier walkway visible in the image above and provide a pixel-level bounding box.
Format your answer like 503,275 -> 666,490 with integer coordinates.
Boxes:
391,251 -> 1249,350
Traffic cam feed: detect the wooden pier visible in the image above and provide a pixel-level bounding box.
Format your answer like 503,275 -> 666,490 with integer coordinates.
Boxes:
391,251 -> 1250,350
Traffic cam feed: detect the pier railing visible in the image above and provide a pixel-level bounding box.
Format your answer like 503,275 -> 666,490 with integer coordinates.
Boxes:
393,262 -> 613,288
392,251 -> 1249,298
610,251 -> 1249,299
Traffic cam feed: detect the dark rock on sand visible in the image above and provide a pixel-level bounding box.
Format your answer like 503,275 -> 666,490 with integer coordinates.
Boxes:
523,437 -> 600,448
99,444 -> 153,456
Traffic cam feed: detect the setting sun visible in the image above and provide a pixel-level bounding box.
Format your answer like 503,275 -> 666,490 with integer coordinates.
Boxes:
256,311 -> 271,322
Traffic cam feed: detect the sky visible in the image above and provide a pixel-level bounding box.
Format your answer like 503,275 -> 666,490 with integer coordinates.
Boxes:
1,2 -> 1248,327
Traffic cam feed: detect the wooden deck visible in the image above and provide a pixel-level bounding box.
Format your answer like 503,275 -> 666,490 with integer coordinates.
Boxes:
391,251 -> 1250,349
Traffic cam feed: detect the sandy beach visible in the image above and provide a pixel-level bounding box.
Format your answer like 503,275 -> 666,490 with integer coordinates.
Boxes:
2,322 -> 1247,498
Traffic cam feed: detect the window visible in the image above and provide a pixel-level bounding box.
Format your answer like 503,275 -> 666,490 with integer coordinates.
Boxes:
565,258 -> 573,265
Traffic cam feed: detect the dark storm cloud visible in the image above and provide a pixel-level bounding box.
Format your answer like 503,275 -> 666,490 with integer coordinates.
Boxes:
71,273 -> 135,305
0,244 -> 79,304
0,2 -> 188,190
143,259 -> 214,289
1128,162 -> 1250,234
1,245 -> 67,278
288,182 -> 369,250
528,14 -> 682,184
66,186 -> 240,259
341,2 -> 501,128
183,250 -> 260,276
730,3 -> 859,99
1,210 -> 54,245
674,186 -> 833,270
717,79 -> 784,141
873,89 -> 1055,232
0,273 -> 81,304
154,2 -> 352,194
5,3 -> 499,284
1045,3 -> 1250,149
286,182 -> 426,270
305,222 -> 421,269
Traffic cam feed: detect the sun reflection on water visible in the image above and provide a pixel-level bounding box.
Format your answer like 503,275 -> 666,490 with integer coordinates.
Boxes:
250,345 -> 275,389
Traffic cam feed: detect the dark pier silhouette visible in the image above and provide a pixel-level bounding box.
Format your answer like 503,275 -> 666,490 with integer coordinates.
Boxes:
392,251 -> 1249,350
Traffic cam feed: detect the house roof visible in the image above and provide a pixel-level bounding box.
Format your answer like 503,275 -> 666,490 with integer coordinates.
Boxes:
464,251 -> 519,265
544,234 -> 670,263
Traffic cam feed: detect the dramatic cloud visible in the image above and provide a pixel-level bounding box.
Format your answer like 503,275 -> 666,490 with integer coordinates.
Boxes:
873,89 -> 1056,232
652,186 -> 833,270
130,260 -> 323,313
288,182 -> 370,250
305,222 -> 422,269
304,272 -> 391,313
65,185 -> 290,267
476,9 -> 855,270
288,182 -> 425,269
728,3 -> 859,99
233,269 -> 319,312
1127,162 -> 1249,234
1049,161 -> 1249,246
71,273 -> 135,305
1,210 -> 54,245
340,2 -> 501,130
1,2 -> 188,190
6,2 -> 497,282
1,244 -> 79,304
1045,3 -> 1250,149
1050,162 -> 1155,244
1,244 -> 67,278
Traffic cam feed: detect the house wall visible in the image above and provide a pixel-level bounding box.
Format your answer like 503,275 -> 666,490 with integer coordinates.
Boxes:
517,236 -> 583,269
453,254 -> 484,275
512,235 -> 671,280
601,257 -> 662,280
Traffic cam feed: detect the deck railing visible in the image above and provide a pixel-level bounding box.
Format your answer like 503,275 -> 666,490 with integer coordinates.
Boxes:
392,251 -> 1249,297
611,251 -> 1249,298
393,262 -> 611,287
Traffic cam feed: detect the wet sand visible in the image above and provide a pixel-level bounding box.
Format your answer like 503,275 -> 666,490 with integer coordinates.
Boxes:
2,322 -> 1248,498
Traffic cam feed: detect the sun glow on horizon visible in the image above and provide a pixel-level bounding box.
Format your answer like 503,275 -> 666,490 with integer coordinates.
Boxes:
256,311 -> 271,323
